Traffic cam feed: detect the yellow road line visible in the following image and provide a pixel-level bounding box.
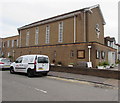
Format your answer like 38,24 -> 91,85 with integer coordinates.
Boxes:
47,76 -> 118,89
47,76 -> 90,85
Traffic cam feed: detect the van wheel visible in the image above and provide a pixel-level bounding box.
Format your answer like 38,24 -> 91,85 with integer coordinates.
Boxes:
43,72 -> 48,76
10,67 -> 15,74
27,69 -> 34,77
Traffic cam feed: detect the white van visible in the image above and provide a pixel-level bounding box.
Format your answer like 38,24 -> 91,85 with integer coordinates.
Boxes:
10,55 -> 49,77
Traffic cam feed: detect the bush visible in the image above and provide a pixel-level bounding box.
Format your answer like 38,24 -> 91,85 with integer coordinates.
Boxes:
116,60 -> 120,64
98,61 -> 109,66
98,62 -> 103,66
103,61 -> 109,66
8,56 -> 13,59
69,63 -> 74,65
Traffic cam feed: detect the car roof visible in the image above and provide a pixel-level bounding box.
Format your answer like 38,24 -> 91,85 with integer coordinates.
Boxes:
0,58 -> 9,60
20,55 -> 48,58
0,58 -> 10,62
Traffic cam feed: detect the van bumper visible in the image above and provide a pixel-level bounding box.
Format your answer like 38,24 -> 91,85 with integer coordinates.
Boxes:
34,71 -> 49,75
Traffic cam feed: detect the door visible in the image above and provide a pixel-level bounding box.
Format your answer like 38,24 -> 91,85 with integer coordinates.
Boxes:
21,57 -> 29,73
108,51 -> 115,66
15,57 -> 24,72
36,56 -> 49,72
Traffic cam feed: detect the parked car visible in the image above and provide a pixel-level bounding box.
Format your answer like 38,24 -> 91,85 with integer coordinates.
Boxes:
10,55 -> 50,77
0,58 -> 12,70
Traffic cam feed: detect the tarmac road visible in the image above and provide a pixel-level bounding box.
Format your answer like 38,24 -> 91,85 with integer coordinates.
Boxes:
2,71 -> 118,101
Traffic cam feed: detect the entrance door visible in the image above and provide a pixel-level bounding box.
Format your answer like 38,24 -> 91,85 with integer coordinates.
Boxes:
108,51 -> 115,65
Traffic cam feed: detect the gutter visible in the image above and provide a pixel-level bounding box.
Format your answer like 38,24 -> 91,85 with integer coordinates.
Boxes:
18,11 -> 81,30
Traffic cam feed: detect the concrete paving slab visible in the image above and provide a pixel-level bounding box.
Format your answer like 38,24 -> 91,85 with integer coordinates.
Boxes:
48,71 -> 119,87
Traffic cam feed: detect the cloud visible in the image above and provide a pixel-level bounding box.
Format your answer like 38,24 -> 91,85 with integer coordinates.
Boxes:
0,0 -> 118,42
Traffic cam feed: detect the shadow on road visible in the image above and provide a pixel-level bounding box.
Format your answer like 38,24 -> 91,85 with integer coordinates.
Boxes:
2,70 -> 46,78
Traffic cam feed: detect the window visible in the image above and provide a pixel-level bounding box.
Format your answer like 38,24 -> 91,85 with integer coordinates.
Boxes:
22,58 -> 29,63
12,50 -> 15,57
111,42 -> 113,47
96,50 -> 100,59
37,57 -> 48,63
77,50 -> 85,59
95,24 -> 100,39
12,40 -> 14,47
108,41 -> 111,47
70,50 -> 74,58
2,42 -> 4,48
58,22 -> 63,43
1,58 -> 10,63
7,40 -> 10,48
7,52 -> 10,57
101,51 -> 105,59
45,25 -> 50,44
35,27 -> 39,45
26,30 -> 29,46
29,57 -> 34,62
15,57 -> 23,63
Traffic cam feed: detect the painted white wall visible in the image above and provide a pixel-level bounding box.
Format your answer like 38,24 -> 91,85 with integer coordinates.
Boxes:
108,51 -> 116,65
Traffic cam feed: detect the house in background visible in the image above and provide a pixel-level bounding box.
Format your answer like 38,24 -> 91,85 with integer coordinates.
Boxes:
2,35 -> 19,61
104,36 -> 117,66
1,5 -> 117,68
104,36 -> 120,65
104,36 -> 116,48
116,44 -> 120,61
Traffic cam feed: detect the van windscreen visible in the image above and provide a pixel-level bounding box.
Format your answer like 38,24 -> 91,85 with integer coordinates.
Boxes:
37,57 -> 48,63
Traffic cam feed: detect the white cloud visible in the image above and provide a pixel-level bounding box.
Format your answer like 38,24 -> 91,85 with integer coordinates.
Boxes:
0,0 -> 119,42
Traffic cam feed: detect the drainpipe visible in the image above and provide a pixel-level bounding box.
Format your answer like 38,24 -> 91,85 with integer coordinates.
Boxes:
84,10 -> 86,42
19,30 -> 21,47
74,15 -> 76,43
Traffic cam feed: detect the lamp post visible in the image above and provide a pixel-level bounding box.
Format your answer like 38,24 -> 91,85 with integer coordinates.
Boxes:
88,46 -> 92,62
87,45 -> 92,68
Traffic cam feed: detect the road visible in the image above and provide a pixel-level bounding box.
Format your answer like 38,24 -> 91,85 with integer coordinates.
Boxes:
2,71 -> 118,101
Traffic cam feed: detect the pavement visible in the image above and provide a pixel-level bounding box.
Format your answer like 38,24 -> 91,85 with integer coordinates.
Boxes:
109,66 -> 119,71
48,71 -> 119,88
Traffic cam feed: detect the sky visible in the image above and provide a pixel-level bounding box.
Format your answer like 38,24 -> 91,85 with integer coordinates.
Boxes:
0,0 -> 119,43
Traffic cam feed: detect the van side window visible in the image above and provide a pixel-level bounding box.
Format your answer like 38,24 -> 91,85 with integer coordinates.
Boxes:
29,57 -> 34,62
38,57 -> 48,63
15,57 -> 23,63
23,58 -> 29,63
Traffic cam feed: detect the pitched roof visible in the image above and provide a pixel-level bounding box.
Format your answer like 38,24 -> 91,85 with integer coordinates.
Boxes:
18,4 -> 105,30
104,36 -> 116,42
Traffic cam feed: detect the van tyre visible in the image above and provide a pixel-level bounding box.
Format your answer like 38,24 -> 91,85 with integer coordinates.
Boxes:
27,69 -> 34,77
43,72 -> 48,76
10,67 -> 15,74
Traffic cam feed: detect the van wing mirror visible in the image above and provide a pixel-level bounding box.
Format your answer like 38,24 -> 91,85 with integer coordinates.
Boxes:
15,61 -> 18,63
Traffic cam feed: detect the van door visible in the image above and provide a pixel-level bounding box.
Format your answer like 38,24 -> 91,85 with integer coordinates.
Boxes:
15,57 -> 24,72
22,57 -> 29,73
36,57 -> 49,72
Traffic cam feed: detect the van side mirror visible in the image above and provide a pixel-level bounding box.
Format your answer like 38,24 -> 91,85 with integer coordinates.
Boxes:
15,61 -> 18,63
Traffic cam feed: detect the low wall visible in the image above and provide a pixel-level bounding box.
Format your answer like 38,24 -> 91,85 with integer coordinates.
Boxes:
50,66 -> 120,79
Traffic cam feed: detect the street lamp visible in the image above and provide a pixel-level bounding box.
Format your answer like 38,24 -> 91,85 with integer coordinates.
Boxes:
88,46 -> 91,62
88,45 -> 92,68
